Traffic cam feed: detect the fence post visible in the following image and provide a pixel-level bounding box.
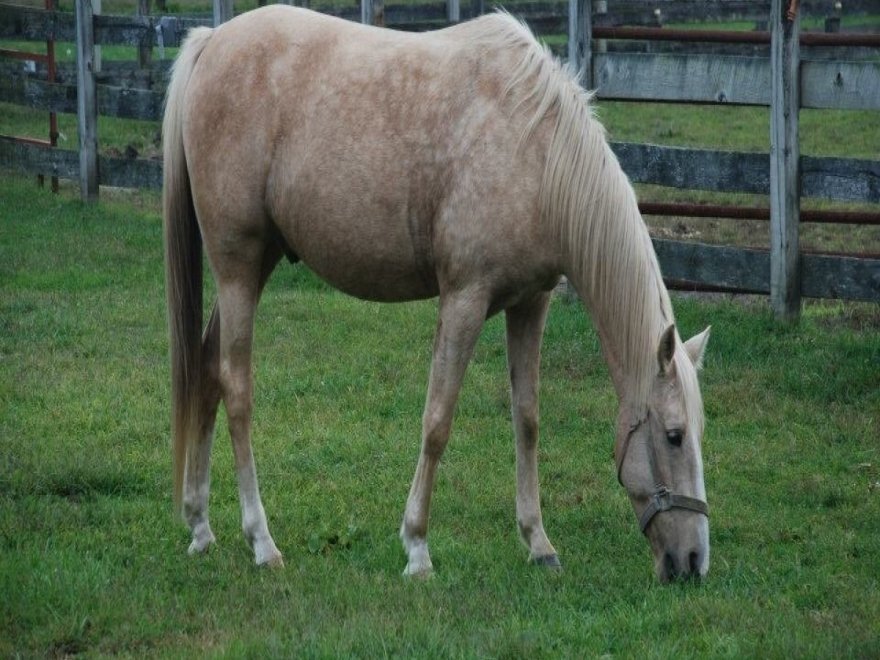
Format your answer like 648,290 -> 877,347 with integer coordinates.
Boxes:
213,0 -> 232,26
361,0 -> 384,26
447,0 -> 459,23
137,0 -> 152,68
373,0 -> 384,26
770,0 -> 801,321
92,0 -> 101,72
568,0 -> 591,87
75,0 -> 98,201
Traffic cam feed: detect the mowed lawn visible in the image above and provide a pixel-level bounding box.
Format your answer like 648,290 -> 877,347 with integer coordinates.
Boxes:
1,174 -> 878,656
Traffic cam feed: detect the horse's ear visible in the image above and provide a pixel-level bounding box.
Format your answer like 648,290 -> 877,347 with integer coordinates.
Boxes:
657,324 -> 676,374
684,326 -> 711,370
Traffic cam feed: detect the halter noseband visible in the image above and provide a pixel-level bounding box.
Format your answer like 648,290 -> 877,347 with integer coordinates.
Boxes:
616,414 -> 709,535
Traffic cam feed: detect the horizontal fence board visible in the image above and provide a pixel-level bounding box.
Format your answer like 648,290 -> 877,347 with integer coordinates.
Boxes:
612,141 -> 768,194
802,252 -> 880,301
0,137 -> 162,187
0,75 -> 75,114
0,135 -> 78,178
593,52 -> 770,105
0,4 -> 75,41
654,239 -> 880,302
801,59 -> 880,110
100,152 -> 161,188
653,239 -> 769,293
613,142 -> 880,204
0,75 -> 162,120
594,53 -> 880,110
801,155 -> 880,204
591,0 -> 878,26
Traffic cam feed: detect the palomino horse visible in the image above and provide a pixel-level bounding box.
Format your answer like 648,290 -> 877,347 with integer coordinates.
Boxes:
163,6 -> 712,583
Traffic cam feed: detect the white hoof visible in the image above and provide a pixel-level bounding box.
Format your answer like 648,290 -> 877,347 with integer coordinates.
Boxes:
254,538 -> 284,568
402,538 -> 433,578
403,562 -> 433,579
187,525 -> 216,555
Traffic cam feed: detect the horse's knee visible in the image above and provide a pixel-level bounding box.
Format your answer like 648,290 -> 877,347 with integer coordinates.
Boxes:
514,403 -> 539,447
421,409 -> 451,458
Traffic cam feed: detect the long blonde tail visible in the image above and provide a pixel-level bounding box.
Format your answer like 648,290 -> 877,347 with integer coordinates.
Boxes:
162,27 -> 213,515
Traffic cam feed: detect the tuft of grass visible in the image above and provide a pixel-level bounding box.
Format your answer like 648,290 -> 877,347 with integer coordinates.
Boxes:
1,173 -> 879,656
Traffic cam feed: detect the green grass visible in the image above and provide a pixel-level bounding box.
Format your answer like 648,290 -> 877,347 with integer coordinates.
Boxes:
1,173 -> 879,656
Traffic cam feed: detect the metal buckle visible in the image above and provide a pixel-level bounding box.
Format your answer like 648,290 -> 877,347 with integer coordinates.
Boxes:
653,485 -> 673,512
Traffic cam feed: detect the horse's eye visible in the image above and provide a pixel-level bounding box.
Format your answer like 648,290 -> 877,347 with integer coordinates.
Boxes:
666,430 -> 683,447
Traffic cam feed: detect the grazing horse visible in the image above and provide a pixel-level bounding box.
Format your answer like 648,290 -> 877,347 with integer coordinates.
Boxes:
163,6 -> 712,583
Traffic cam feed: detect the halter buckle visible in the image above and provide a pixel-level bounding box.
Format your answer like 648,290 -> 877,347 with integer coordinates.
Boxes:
652,485 -> 673,512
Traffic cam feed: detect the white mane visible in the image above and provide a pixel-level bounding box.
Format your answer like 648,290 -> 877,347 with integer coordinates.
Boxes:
468,13 -> 681,411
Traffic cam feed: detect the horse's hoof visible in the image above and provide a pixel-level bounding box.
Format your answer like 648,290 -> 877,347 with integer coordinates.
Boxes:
402,563 -> 434,580
187,532 -> 216,556
532,554 -> 562,570
259,553 -> 285,569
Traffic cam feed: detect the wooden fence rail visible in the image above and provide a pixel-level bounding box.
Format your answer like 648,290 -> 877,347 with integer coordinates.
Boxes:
0,0 -> 878,314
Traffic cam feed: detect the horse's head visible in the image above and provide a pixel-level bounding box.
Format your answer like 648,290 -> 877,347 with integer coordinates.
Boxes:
615,324 -> 711,583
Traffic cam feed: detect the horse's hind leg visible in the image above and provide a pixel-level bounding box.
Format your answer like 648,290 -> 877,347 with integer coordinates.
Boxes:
505,293 -> 559,567
400,289 -> 488,577
184,304 -> 221,555
212,239 -> 284,566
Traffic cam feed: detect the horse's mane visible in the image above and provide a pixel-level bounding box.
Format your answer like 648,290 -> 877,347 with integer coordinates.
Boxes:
464,13 -> 679,409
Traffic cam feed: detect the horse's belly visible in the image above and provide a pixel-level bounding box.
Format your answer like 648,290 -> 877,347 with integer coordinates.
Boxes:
297,250 -> 439,302
279,212 -> 439,303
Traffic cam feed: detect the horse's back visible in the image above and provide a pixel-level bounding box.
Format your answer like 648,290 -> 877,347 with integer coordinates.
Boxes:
184,7 -> 557,302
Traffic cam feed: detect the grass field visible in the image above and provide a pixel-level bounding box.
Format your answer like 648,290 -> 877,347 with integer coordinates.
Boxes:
1,172 -> 879,656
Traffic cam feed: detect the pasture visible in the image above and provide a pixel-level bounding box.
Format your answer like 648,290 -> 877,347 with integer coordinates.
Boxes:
1,173 -> 878,656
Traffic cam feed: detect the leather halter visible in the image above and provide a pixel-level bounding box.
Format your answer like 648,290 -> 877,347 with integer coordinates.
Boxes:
616,414 -> 709,535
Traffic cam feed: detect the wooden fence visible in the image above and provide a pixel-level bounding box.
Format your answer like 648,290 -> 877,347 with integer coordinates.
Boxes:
0,0 -> 878,318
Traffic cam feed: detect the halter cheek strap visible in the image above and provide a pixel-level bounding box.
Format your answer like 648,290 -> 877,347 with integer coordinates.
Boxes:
616,413 -> 709,535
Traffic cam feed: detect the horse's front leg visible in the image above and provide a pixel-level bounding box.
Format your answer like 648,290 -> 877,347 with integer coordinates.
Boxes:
400,289 -> 488,578
505,293 -> 559,567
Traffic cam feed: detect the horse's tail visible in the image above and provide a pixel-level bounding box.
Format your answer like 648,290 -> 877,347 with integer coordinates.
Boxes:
163,26 -> 213,515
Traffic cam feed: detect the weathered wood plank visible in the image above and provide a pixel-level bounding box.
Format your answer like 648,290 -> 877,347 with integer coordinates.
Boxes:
653,239 -> 770,293
99,153 -> 161,188
0,137 -> 162,188
801,253 -> 880,302
801,59 -> 880,110
612,142 -> 880,204
0,76 -> 76,114
0,4 -> 75,41
593,52 -> 770,105
0,136 -> 79,179
611,142 -> 769,194
801,155 -> 880,204
654,239 -> 880,302
0,75 -> 163,120
593,53 -> 880,111
769,0 -> 801,320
